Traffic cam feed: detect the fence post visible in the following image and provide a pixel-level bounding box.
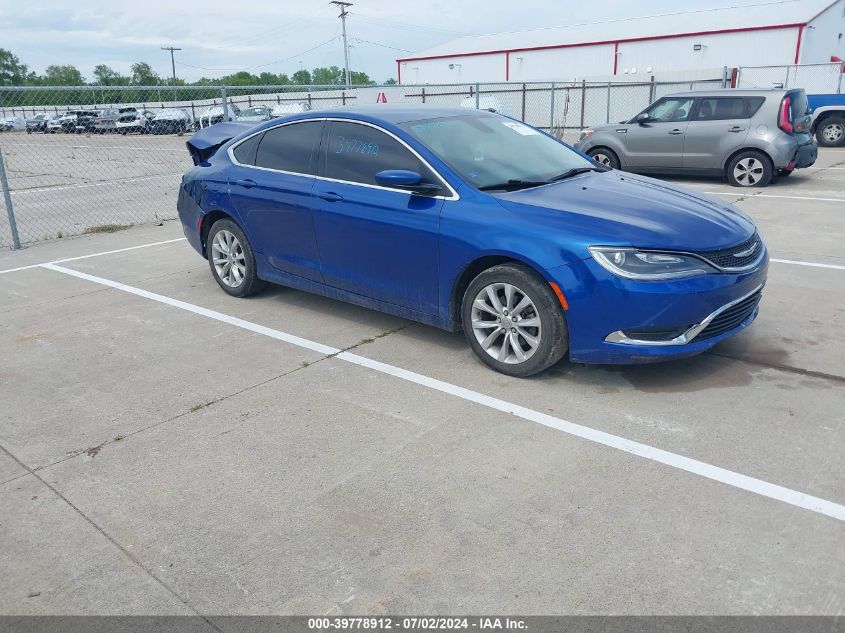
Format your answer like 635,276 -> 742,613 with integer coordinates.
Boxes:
549,82 -> 555,134
342,90 -> 347,106
721,66 -> 729,88
0,147 -> 21,251
475,83 -> 480,109
838,69 -> 843,95
579,79 -> 586,129
606,81 -> 611,123
220,87 -> 230,121
521,83 -> 526,122
648,75 -> 656,103
421,87 -> 426,103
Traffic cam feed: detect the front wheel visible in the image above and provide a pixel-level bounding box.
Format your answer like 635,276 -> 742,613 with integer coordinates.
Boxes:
816,117 -> 845,147
461,263 -> 568,377
587,147 -> 620,169
206,219 -> 266,298
726,150 -> 772,187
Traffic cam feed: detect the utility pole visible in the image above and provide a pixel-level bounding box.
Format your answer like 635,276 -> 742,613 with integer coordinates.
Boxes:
330,1 -> 353,86
161,46 -> 182,85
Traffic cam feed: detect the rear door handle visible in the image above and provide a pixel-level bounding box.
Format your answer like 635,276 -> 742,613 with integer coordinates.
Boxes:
235,178 -> 256,188
728,126 -> 746,133
668,129 -> 684,135
317,191 -> 344,202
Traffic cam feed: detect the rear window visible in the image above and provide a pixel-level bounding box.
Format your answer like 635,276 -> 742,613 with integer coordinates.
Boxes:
694,98 -> 747,120
788,90 -> 809,121
747,97 -> 765,117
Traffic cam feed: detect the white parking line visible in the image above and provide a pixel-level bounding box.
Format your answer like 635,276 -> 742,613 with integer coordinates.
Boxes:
11,173 -> 182,196
38,262 -> 845,523
772,258 -> 845,271
703,191 -> 845,203
0,238 -> 186,275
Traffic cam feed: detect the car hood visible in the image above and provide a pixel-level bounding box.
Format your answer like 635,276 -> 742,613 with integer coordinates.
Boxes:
494,170 -> 755,254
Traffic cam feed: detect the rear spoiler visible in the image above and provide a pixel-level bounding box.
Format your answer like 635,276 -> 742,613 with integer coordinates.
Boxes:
186,121 -> 253,165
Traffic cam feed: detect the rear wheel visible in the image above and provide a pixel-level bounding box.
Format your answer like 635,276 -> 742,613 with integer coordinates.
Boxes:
206,219 -> 266,298
726,150 -> 772,187
587,147 -> 620,169
816,117 -> 845,147
461,263 -> 568,377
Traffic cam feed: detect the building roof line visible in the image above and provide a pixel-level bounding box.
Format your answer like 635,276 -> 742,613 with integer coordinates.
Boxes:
396,23 -> 807,63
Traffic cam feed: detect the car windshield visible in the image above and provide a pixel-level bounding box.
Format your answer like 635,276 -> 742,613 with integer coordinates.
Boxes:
240,108 -> 265,117
101,109 -> 119,115
400,115 -> 596,190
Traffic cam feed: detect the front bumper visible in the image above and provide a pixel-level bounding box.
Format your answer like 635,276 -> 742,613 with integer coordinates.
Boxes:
548,250 -> 769,364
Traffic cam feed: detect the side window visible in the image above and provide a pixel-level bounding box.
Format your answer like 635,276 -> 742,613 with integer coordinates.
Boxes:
323,121 -> 438,188
254,121 -> 322,174
645,98 -> 695,122
747,97 -> 765,117
232,133 -> 263,166
695,98 -> 747,120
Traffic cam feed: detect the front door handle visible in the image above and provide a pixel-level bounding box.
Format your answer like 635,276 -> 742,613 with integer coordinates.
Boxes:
317,191 -> 344,203
668,129 -> 684,135
235,178 -> 256,188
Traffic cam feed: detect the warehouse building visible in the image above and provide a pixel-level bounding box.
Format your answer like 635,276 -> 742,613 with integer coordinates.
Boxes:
396,0 -> 845,84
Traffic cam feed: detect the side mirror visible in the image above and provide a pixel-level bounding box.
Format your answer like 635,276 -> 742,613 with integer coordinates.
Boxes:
375,170 -> 441,194
636,112 -> 651,124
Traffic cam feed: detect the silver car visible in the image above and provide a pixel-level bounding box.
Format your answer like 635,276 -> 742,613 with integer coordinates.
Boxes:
575,89 -> 817,187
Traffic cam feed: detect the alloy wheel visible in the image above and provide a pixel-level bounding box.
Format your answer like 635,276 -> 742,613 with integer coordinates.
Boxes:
822,122 -> 844,144
733,157 -> 764,186
470,282 -> 542,364
592,152 -> 612,167
211,230 -> 246,288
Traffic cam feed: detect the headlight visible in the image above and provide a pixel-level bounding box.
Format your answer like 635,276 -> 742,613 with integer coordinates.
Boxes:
578,129 -> 594,141
589,246 -> 716,280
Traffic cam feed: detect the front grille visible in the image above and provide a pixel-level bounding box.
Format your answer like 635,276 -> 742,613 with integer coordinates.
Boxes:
695,290 -> 762,341
695,233 -> 762,270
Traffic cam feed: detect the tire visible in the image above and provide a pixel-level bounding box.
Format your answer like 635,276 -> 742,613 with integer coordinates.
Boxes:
461,263 -> 568,377
726,150 -> 773,187
816,116 -> 845,147
206,219 -> 266,298
587,147 -> 620,169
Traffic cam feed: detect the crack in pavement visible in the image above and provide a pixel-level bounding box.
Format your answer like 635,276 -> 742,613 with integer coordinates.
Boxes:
706,350 -> 845,385
0,442 -> 221,630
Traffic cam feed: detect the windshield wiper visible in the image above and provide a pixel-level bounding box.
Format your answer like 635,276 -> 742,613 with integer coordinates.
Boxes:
547,166 -> 605,182
478,179 -> 547,192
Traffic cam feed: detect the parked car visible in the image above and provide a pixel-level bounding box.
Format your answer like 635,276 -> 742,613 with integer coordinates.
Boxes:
72,110 -> 100,134
575,89 -> 817,187
236,106 -> 273,123
270,102 -> 312,118
26,112 -> 59,133
58,111 -> 80,133
196,104 -> 240,129
460,95 -> 513,117
115,109 -> 155,135
808,93 -> 845,147
178,107 -> 768,376
94,107 -> 125,133
0,115 -> 26,131
149,108 -> 193,134
46,113 -> 65,133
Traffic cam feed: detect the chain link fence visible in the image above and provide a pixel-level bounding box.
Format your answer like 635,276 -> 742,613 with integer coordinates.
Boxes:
4,65 -> 827,249
736,62 -> 844,94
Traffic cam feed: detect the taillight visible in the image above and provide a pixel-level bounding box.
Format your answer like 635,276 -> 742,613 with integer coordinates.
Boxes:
778,96 -> 793,133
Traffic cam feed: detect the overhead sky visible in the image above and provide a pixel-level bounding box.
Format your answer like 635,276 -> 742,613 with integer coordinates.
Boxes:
0,0 -> 807,82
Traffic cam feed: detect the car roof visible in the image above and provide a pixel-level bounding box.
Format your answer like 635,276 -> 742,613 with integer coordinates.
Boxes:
298,105 -> 490,124
663,89 -> 792,98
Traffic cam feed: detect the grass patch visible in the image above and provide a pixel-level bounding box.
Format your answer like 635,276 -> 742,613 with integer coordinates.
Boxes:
189,400 -> 215,413
84,223 -> 132,234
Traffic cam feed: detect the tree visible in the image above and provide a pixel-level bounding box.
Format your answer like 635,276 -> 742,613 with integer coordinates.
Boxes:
43,65 -> 85,85
384,78 -> 397,85
0,49 -> 28,85
350,70 -> 373,85
130,62 -> 160,85
312,66 -> 343,85
92,64 -> 128,86
291,69 -> 311,85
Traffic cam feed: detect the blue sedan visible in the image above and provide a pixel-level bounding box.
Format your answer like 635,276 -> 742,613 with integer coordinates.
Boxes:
177,106 -> 768,376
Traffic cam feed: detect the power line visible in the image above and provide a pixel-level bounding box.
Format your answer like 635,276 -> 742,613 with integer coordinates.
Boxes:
350,38 -> 411,53
176,36 -> 341,72
160,46 -> 181,85
212,5 -> 333,49
348,12 -> 472,36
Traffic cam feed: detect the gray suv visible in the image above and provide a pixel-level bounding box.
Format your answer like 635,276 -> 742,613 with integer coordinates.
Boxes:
575,89 -> 817,187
